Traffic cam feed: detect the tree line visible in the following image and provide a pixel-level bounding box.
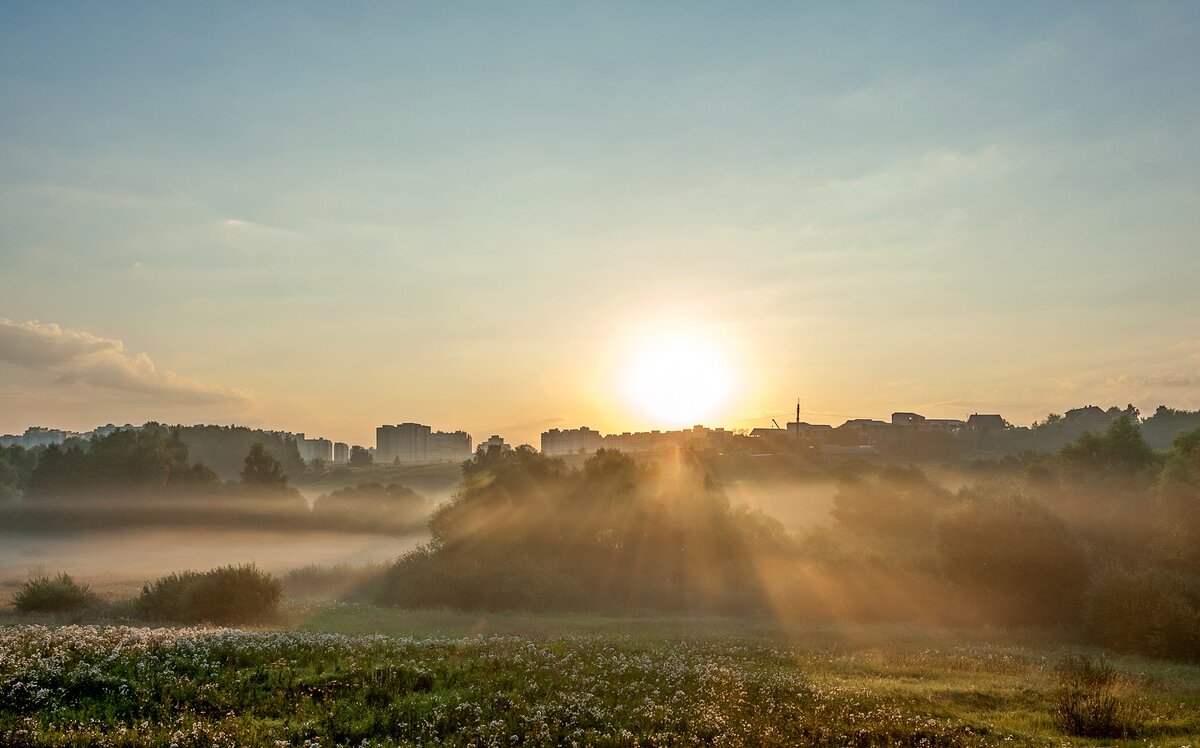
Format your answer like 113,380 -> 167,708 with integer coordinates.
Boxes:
0,428 -> 428,534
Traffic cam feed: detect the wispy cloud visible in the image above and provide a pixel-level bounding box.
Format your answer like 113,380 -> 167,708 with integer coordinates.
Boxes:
1097,372 -> 1198,392
1139,372 -> 1195,388
0,319 -> 252,406
218,217 -> 307,241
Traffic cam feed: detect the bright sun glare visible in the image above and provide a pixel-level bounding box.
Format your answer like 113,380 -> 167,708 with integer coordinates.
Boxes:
622,333 -> 734,427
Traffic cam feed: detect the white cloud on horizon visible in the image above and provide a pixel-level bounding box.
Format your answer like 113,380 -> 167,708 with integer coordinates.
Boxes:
0,318 -> 252,407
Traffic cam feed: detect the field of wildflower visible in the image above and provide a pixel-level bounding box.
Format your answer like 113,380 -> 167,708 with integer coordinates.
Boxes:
2,618 -> 1199,747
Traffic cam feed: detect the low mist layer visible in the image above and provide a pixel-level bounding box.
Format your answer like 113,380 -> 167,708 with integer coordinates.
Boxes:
0,529 -> 422,601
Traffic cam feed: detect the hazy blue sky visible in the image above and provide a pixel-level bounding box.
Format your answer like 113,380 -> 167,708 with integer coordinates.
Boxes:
2,2 -> 1198,446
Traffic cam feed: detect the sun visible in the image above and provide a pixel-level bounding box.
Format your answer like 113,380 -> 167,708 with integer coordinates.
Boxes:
621,332 -> 735,427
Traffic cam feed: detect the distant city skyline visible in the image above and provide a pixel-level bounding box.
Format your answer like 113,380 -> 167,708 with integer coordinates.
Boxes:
2,3 -> 1198,448
1,399 -> 1191,457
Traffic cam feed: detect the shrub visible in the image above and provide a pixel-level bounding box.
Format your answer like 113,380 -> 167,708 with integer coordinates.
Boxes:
139,564 -> 282,624
1082,568 -> 1200,661
12,573 -> 98,613
1053,655 -> 1141,738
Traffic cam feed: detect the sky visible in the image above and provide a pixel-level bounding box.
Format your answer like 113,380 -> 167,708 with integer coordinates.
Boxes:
2,2 -> 1199,448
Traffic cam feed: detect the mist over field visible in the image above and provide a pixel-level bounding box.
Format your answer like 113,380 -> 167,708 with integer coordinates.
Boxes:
0,457 -> 838,602
0,528 -> 424,600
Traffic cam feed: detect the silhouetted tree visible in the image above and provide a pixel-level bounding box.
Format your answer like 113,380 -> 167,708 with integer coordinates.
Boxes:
1157,426 -> 1200,569
240,443 -> 289,490
349,445 -> 373,467
26,429 -> 216,499
1060,415 -> 1159,473
0,445 -> 37,499
1143,406 -> 1200,450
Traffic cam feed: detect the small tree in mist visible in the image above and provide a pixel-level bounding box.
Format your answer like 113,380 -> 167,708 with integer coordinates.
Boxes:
380,448 -> 786,613
1083,568 -> 1200,661
1059,415 -> 1160,478
830,466 -> 953,567
0,444 -> 37,499
1048,416 -> 1164,567
349,445 -> 373,467
935,490 -> 1090,626
241,443 -> 289,490
1157,426 -> 1200,569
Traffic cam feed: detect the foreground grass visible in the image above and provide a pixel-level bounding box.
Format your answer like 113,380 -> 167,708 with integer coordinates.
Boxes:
2,608 -> 1199,746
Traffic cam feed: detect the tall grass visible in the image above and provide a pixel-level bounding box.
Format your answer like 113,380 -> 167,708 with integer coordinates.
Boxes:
1053,654 -> 1142,738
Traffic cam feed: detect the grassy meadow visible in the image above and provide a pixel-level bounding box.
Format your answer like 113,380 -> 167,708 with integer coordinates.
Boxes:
2,604 -> 1199,747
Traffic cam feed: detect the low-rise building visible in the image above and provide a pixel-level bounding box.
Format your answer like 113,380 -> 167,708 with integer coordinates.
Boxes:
839,418 -> 892,441
967,414 -> 1007,432
789,421 -> 834,439
0,426 -> 78,449
925,418 -> 965,433
749,427 -> 786,438
92,423 -> 142,439
750,422 -> 833,442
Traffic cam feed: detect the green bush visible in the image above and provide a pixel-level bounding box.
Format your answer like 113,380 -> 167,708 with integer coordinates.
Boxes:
12,573 -> 98,613
1053,655 -> 1141,738
1082,568 -> 1200,661
138,564 -> 282,624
